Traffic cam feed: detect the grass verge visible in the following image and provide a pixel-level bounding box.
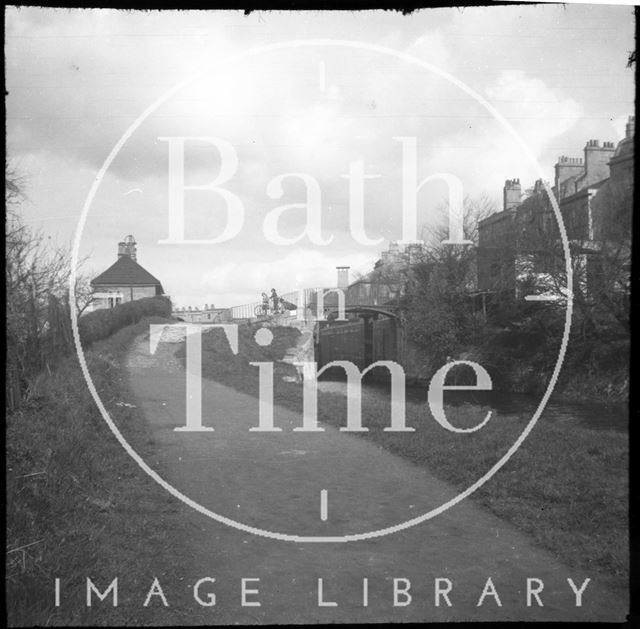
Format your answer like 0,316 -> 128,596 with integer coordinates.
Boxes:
6,317 -> 194,627
184,323 -> 628,594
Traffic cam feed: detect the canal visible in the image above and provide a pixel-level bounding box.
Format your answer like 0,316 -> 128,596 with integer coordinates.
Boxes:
316,380 -> 628,433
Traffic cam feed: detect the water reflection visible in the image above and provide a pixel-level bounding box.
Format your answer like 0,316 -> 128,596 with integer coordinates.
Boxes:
316,379 -> 627,433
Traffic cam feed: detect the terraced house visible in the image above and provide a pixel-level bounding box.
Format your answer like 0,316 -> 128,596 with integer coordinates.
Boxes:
477,115 -> 634,303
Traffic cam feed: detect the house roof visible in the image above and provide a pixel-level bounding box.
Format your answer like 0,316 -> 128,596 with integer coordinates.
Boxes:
91,255 -> 164,292
611,136 -> 633,163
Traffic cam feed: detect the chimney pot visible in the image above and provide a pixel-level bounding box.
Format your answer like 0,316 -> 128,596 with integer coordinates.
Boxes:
503,178 -> 521,211
117,235 -> 138,260
336,266 -> 350,289
625,115 -> 635,139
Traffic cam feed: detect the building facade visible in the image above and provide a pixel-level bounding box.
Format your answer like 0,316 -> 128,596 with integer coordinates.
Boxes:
477,115 -> 634,300
172,304 -> 232,323
90,235 -> 165,310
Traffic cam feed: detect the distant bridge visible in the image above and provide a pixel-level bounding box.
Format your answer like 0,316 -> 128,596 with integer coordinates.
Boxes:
226,286 -> 402,324
173,282 -> 493,382
172,285 -> 410,378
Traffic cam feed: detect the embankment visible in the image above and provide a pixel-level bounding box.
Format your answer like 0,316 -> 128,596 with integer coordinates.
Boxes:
465,329 -> 629,406
6,317 -> 192,626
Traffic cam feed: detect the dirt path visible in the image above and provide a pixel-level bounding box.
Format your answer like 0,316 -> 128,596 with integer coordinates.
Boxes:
124,330 -> 628,623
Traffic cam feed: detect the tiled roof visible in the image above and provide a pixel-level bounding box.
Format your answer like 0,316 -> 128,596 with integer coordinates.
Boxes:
91,255 -> 164,292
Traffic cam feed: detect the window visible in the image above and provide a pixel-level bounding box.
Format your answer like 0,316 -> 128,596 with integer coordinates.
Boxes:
107,292 -> 122,308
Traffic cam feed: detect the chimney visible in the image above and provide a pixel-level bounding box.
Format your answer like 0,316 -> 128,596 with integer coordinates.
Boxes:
503,178 -> 522,212
336,266 -> 350,290
532,179 -> 546,195
117,235 -> 137,260
583,139 -> 616,187
554,156 -> 584,198
626,115 -> 635,139
124,235 -> 137,261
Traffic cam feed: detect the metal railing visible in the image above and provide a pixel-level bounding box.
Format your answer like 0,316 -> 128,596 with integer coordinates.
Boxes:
230,301 -> 262,320
225,284 -> 403,323
228,288 -> 338,322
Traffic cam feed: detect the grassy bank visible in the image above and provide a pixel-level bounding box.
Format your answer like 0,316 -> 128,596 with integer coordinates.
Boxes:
187,323 -> 628,594
471,325 -> 630,406
6,317 -> 193,627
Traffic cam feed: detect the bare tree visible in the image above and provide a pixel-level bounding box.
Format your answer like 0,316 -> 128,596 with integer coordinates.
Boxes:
6,163 -> 85,407
74,265 -> 96,316
510,181 -> 631,337
397,195 -> 498,369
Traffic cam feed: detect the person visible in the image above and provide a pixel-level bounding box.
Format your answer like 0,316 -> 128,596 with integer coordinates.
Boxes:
270,288 -> 279,312
261,292 -> 269,314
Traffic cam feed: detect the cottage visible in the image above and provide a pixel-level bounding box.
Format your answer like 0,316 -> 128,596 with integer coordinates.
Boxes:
90,235 -> 164,310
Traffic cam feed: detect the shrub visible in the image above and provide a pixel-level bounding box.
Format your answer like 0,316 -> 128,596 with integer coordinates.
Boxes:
77,296 -> 172,348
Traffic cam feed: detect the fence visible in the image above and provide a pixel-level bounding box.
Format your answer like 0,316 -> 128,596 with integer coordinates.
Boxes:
228,288 -> 339,322
230,301 -> 261,321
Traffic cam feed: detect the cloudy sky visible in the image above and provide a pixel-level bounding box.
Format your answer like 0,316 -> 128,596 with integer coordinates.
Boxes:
6,4 -> 635,309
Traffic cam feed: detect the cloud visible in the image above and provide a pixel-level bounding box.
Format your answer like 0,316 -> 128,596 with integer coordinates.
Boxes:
6,6 -> 635,306
485,70 -> 584,157
414,70 -> 585,205
405,29 -> 451,70
201,263 -> 239,291
172,247 -> 377,308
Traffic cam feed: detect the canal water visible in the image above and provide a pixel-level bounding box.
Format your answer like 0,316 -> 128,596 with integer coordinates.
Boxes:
316,380 -> 628,433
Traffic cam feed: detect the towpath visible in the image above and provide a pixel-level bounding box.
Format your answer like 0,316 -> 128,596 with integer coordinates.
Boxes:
124,329 -> 628,623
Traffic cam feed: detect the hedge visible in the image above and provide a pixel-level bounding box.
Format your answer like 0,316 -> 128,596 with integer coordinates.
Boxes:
78,296 -> 172,347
